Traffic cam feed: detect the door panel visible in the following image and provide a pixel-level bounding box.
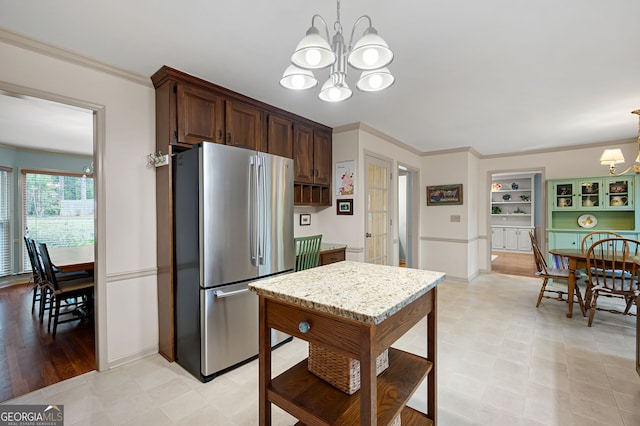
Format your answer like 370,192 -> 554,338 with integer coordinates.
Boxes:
176,83 -> 224,144
226,100 -> 263,150
365,155 -> 391,265
267,114 -> 293,159
293,123 -> 314,183
201,143 -> 258,287
313,129 -> 332,186
258,152 -> 294,277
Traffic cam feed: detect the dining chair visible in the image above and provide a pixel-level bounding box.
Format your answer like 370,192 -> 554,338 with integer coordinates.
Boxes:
581,230 -> 624,253
529,231 -> 585,314
24,237 -> 47,317
37,242 -> 95,337
294,235 -> 323,272
585,237 -> 640,327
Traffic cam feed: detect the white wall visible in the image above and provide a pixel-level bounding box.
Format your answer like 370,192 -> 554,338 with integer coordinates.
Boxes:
0,34 -> 158,368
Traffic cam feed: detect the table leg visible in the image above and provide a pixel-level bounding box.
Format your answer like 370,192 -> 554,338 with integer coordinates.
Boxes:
566,258 -> 577,318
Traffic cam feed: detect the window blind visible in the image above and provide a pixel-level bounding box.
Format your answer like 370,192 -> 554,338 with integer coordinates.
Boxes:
0,166 -> 11,277
21,170 -> 94,272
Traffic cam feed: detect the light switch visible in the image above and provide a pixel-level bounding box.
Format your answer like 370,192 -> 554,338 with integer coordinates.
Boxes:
450,215 -> 461,222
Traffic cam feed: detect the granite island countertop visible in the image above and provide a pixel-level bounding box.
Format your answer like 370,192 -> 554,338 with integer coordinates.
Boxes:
249,261 -> 446,325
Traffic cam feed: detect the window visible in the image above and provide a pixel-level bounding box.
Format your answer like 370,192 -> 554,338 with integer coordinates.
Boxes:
22,170 -> 94,271
0,166 -> 11,277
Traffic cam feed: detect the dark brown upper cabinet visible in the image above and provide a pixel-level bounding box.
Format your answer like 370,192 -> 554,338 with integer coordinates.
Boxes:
267,113 -> 293,159
176,83 -> 225,145
225,99 -> 264,151
294,124 -> 331,186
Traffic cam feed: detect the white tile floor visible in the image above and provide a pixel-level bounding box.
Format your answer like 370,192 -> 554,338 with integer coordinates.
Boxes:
4,273 -> 640,425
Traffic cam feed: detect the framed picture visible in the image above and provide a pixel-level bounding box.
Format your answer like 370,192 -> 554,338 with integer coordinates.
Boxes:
426,184 -> 463,206
299,213 -> 311,226
336,160 -> 356,195
336,199 -> 353,215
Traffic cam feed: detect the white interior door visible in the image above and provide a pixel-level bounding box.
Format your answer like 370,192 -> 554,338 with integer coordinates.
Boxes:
365,155 -> 391,264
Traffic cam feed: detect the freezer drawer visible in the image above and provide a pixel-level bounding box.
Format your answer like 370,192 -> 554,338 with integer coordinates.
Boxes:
201,282 -> 258,377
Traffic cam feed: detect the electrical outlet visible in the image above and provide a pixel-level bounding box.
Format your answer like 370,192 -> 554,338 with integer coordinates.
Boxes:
450,215 -> 461,222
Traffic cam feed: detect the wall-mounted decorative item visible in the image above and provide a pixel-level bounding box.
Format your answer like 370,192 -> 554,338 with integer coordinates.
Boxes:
299,213 -> 311,226
426,184 -> 463,206
336,198 -> 354,215
336,160 -> 355,196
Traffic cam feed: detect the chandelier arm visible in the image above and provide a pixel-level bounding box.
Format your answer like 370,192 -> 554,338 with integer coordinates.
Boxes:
311,14 -> 331,41
348,15 -> 373,50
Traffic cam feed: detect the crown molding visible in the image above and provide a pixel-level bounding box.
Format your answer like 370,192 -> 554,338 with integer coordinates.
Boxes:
477,137 -> 637,160
333,122 -> 423,155
0,27 -> 152,87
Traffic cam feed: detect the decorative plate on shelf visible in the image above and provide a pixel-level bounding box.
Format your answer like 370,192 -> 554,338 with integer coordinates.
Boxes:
578,214 -> 598,229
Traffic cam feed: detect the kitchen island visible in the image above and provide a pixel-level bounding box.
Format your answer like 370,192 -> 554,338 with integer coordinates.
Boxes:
249,261 -> 446,425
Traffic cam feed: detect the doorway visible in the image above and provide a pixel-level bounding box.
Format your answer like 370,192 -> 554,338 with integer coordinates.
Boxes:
0,88 -> 98,401
490,170 -> 542,277
398,165 -> 419,268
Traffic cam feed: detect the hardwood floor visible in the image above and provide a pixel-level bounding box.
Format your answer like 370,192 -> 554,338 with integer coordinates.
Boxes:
491,250 -> 537,277
0,281 -> 95,402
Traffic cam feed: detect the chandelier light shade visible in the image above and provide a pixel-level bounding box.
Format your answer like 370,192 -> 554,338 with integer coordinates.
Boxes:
356,67 -> 395,92
282,0 -> 394,102
280,65 -> 318,90
347,28 -> 394,70
600,110 -> 640,176
291,26 -> 336,70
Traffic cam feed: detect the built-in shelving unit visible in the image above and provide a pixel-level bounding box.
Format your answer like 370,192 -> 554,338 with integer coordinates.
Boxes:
491,173 -> 535,252
547,175 -> 639,250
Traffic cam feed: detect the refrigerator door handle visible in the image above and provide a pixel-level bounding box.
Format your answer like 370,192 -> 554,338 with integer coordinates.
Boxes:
250,156 -> 257,265
259,155 -> 267,265
214,288 -> 250,298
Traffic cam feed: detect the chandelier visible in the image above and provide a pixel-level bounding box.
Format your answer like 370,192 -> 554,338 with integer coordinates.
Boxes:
599,110 -> 640,175
279,0 -> 395,102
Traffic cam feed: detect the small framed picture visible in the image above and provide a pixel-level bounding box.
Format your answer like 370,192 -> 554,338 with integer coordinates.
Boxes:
299,213 -> 311,226
426,184 -> 463,206
336,199 -> 353,215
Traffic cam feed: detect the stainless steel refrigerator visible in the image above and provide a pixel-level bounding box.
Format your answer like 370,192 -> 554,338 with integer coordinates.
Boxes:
174,141 -> 294,382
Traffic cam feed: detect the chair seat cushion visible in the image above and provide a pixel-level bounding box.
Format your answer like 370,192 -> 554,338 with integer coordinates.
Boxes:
590,277 -> 638,292
537,268 -> 582,279
55,277 -> 94,294
589,267 -> 632,279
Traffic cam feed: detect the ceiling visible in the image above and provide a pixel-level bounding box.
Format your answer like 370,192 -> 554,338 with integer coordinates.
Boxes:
0,0 -> 639,156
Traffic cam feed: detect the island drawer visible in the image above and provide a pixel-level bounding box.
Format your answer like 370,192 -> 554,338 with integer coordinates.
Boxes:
265,298 -> 363,357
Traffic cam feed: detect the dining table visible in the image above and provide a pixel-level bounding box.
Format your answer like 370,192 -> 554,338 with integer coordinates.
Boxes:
548,248 -> 589,318
48,245 -> 95,273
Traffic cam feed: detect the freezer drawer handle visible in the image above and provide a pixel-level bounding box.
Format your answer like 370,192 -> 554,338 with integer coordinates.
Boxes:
214,288 -> 249,298
298,321 -> 311,333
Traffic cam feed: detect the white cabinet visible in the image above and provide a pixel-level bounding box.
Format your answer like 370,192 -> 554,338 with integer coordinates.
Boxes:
493,227 -> 532,252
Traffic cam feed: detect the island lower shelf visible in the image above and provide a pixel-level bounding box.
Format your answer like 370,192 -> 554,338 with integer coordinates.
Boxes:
270,348 -> 433,425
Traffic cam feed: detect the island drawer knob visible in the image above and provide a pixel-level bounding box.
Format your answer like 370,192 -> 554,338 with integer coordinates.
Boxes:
298,321 -> 311,333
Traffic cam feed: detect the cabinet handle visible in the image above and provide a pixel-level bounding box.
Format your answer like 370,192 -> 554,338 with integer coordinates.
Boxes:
227,132 -> 232,143
218,130 -> 223,141
298,321 -> 311,333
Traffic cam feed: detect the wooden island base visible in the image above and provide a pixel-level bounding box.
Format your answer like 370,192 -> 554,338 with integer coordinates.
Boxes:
255,277 -> 440,424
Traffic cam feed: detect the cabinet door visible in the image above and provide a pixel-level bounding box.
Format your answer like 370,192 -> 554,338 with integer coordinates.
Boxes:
491,227 -> 505,249
517,229 -> 532,251
550,180 -> 577,210
176,83 -> 225,145
550,232 -> 580,249
293,123 -> 314,183
604,177 -> 634,210
313,129 -> 332,186
577,178 -> 603,210
225,99 -> 263,151
267,114 -> 293,159
505,228 -> 519,250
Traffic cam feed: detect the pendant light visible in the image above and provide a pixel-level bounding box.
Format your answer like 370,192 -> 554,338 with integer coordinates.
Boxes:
280,0 -> 395,102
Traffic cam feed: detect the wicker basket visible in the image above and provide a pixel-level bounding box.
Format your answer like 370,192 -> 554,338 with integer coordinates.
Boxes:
308,343 -> 389,395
